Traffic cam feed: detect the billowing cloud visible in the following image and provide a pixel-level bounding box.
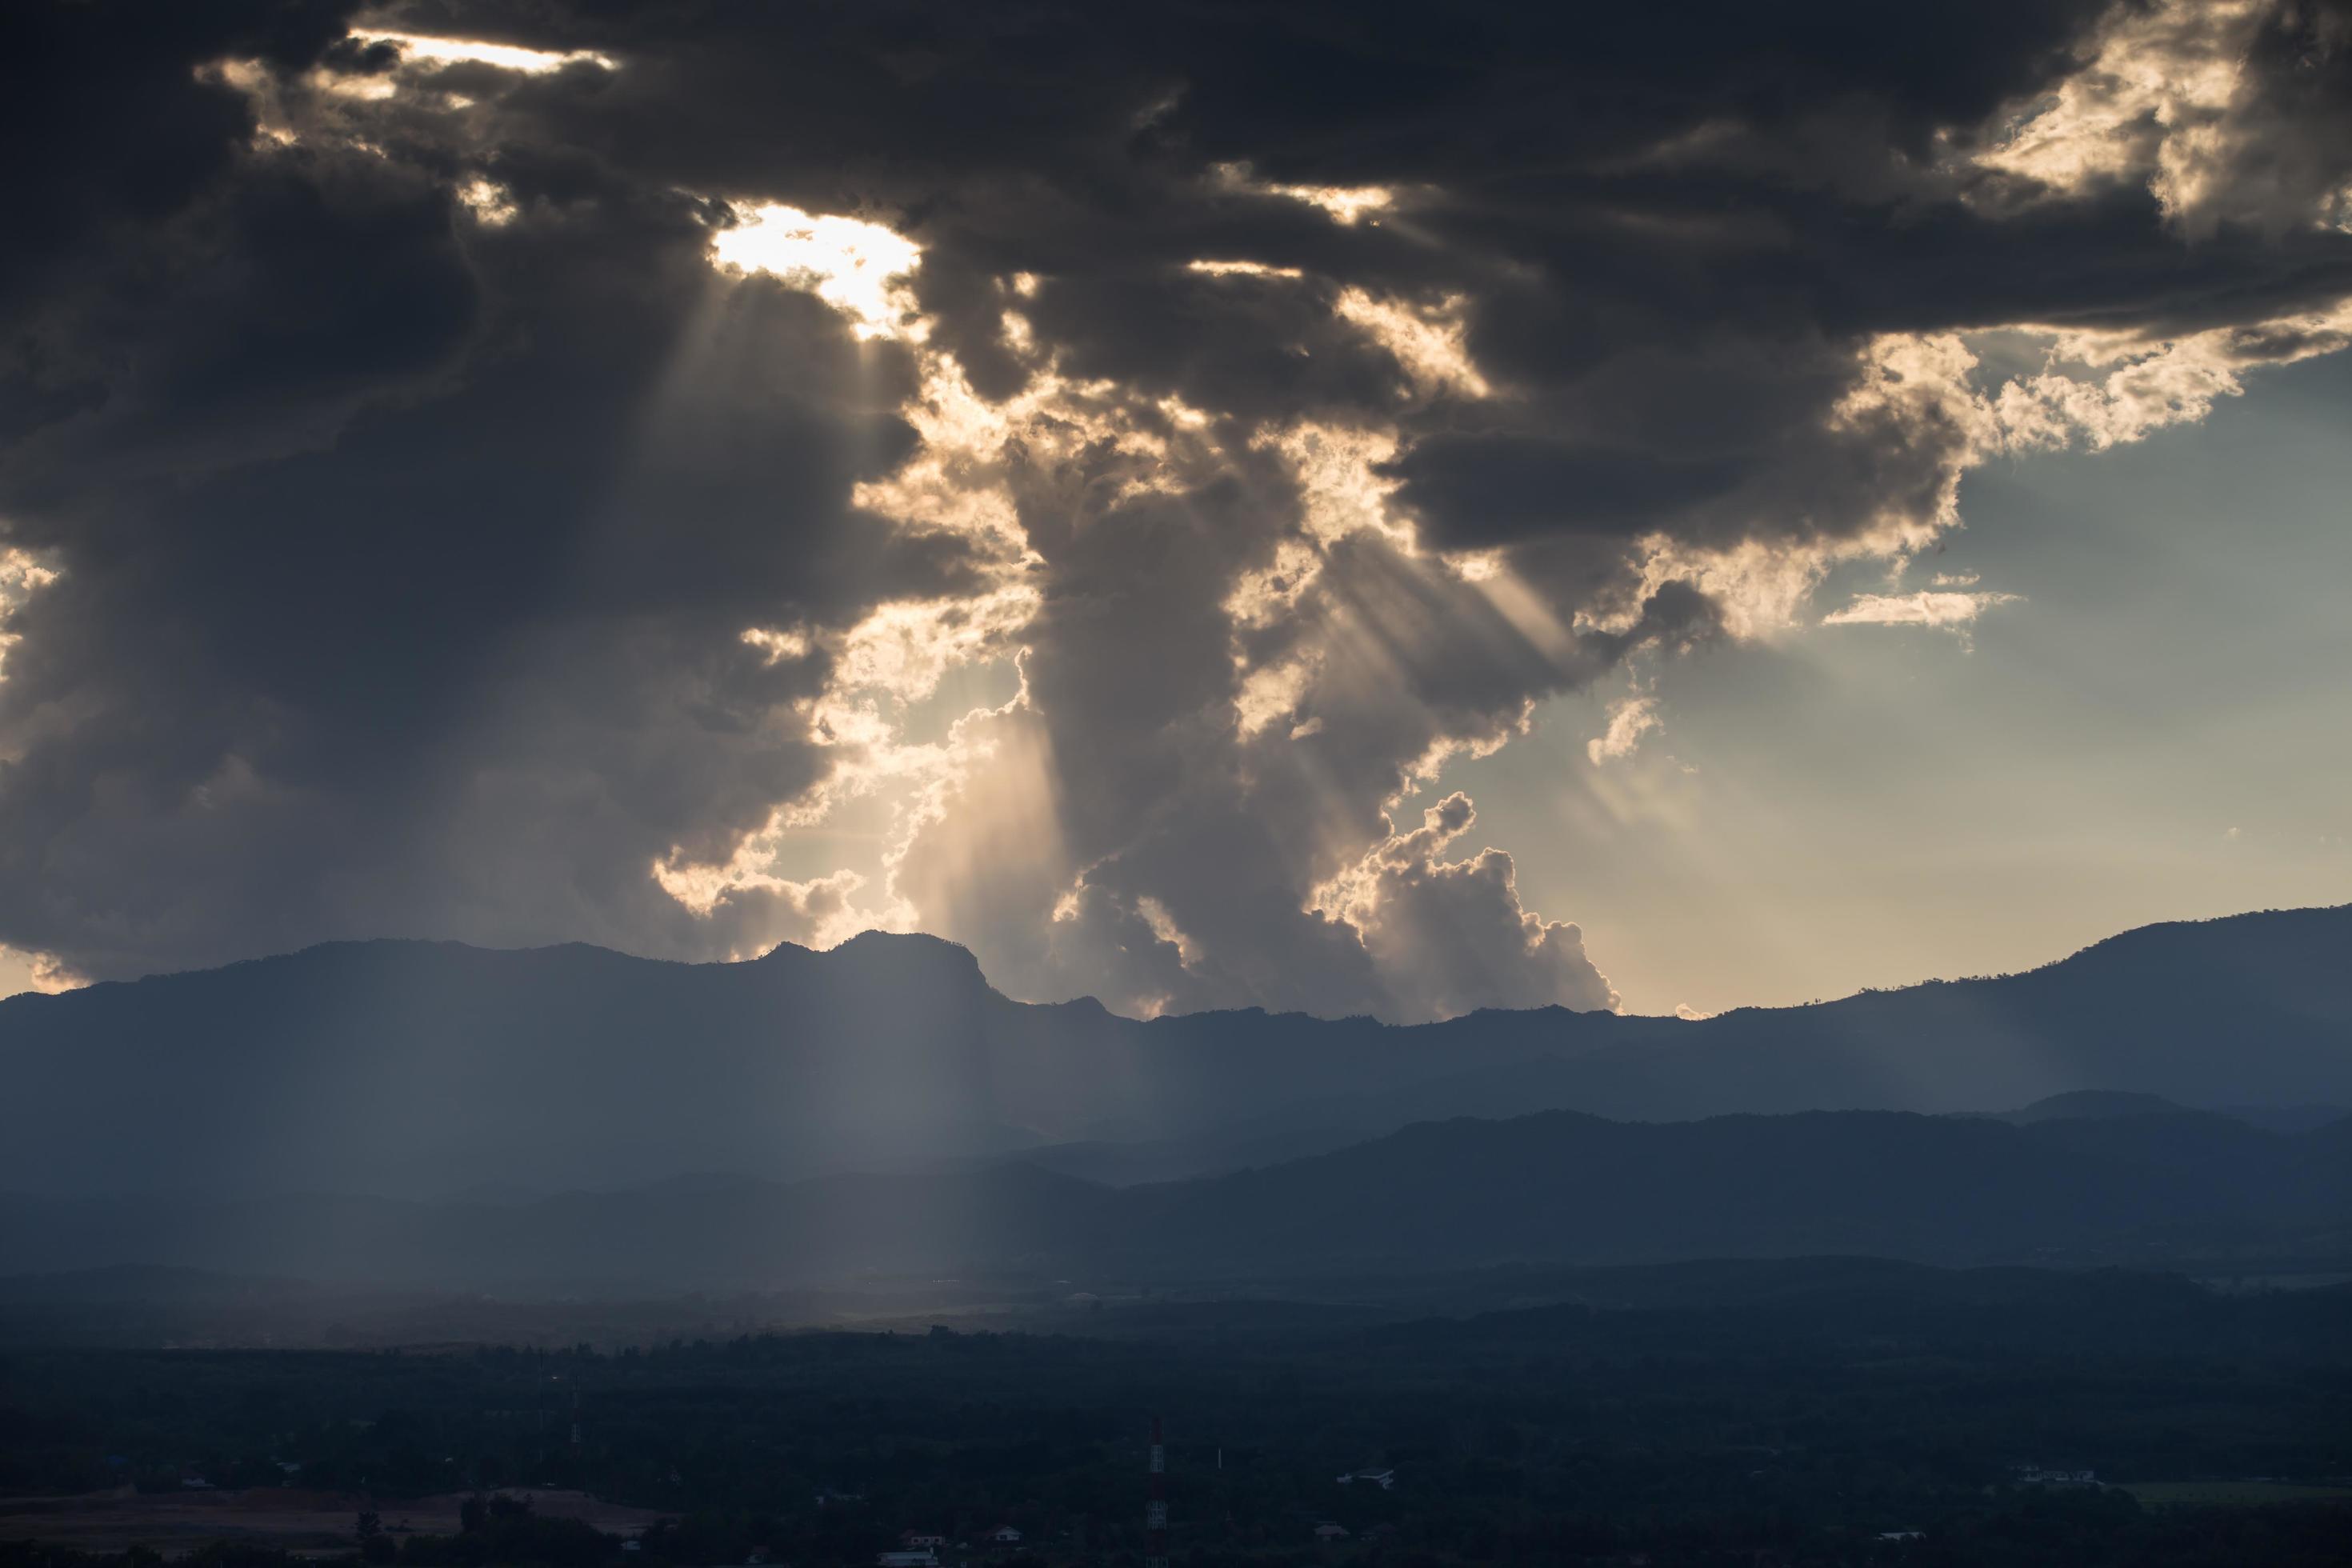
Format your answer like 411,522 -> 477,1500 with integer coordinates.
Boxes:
1318,793 -> 1618,1022
3,1 -> 2350,1017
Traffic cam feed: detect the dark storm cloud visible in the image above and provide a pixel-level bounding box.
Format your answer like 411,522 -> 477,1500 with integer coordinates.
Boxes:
0,15 -> 961,979
5,150 -> 479,506
0,2 -> 360,294
1382,436 -> 1750,548
2224,0 -> 2352,233
368,0 -> 2352,551
0,223 -> 934,974
4,0 -> 2350,1013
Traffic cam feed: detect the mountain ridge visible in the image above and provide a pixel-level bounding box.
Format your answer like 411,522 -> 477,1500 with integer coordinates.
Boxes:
4,903 -> 2349,1199
13,899 -> 2341,1023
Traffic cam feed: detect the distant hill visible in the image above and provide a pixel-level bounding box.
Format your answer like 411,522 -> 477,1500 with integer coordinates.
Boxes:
1006,1056 -> 1626,1186
1019,1076 -> 2350,1190
2218,1103 -> 2352,1135
1976,1090 -> 2198,1123
1118,1106 -> 2352,1276
3,1105 -> 2346,1292
3,905 -> 2350,1198
1953,1090 -> 2352,1134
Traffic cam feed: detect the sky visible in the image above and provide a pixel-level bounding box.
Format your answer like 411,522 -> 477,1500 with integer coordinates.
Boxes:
2,0 -> 2350,1019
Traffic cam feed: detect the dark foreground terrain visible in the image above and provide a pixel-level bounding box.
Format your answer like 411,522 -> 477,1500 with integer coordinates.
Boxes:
3,1259 -> 2349,1568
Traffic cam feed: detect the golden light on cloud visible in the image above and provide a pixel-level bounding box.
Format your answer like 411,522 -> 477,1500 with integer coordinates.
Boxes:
354,30 -> 619,74
831,588 -> 1040,703
0,944 -> 88,996
1211,162 -> 1397,226
1233,649 -> 1322,738
1263,423 -> 1410,544
1134,894 -> 1202,969
457,178 -> 518,225
740,626 -> 813,665
1583,311 -> 2338,653
1278,183 -> 1394,225
1187,258 -> 1306,278
1964,0 -> 2262,227
710,205 -> 925,340
1333,289 -> 1490,398
0,548 -> 60,689
209,26 -> 616,150
0,548 -> 59,598
1587,693 -> 1662,766
1822,589 -> 2023,638
1224,538 -> 1323,630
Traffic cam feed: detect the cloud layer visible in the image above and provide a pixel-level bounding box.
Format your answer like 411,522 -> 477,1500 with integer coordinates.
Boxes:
3,0 -> 2350,1018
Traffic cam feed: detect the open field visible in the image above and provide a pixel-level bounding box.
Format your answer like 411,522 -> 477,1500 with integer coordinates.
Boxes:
0,1486 -> 662,1557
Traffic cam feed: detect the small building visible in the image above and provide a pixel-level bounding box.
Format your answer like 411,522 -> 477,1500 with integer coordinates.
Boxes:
899,1533 -> 947,1550
1314,1522 -> 1350,1541
877,1553 -> 938,1568
986,1526 -> 1022,1544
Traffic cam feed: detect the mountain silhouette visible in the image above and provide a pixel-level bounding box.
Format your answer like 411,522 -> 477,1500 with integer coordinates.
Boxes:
3,904 -> 2349,1199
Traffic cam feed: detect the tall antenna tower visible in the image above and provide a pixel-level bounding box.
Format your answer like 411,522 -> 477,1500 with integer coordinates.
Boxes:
1145,1414 -> 1168,1568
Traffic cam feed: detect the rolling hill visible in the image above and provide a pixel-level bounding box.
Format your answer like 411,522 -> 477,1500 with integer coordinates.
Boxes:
2,1103 -> 2344,1292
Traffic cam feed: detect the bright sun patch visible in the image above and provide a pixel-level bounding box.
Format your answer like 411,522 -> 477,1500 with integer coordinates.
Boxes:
709,205 -> 926,340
